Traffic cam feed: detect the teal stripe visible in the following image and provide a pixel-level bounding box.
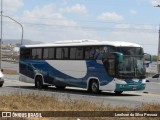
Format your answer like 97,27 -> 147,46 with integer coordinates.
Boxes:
115,83 -> 146,91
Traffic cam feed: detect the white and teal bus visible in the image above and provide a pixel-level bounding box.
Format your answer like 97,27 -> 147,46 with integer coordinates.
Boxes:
19,40 -> 152,94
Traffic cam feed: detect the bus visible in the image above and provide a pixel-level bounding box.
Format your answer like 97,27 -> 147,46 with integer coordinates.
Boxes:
19,40 -> 152,94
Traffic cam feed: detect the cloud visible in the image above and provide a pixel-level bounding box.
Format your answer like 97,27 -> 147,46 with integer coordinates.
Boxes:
107,31 -> 158,55
4,3 -> 96,43
150,0 -> 160,6
3,0 -> 24,14
97,12 -> 124,21
59,4 -> 87,14
130,10 -> 137,15
23,4 -> 60,18
104,24 -> 158,55
22,4 -> 77,25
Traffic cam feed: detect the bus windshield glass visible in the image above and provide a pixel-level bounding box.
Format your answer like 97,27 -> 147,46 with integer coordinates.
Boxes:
117,47 -> 143,55
118,56 -> 146,78
116,47 -> 145,78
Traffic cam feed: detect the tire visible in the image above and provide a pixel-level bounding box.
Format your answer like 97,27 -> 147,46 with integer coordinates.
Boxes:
55,86 -> 66,90
43,85 -> 49,89
0,83 -> 3,87
35,76 -> 43,89
88,80 -> 100,94
114,91 -> 123,95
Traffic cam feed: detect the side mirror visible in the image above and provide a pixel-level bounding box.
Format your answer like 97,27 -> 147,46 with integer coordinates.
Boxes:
144,53 -> 153,63
150,55 -> 153,63
111,52 -> 123,63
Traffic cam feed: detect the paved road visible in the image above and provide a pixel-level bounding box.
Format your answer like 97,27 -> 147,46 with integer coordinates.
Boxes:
144,82 -> 160,95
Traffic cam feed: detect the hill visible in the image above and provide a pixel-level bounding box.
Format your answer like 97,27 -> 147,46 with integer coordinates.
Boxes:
2,39 -> 42,45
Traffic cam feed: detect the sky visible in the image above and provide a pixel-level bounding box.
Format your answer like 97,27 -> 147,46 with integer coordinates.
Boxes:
1,0 -> 160,55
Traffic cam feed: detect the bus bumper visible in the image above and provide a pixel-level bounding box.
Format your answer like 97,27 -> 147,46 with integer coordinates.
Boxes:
115,83 -> 146,91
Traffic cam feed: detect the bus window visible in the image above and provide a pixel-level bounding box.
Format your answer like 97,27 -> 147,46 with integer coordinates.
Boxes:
48,48 -> 55,59
56,48 -> 69,60
76,47 -> 83,59
70,48 -> 76,59
43,48 -> 55,60
85,47 -> 96,59
56,48 -> 63,59
20,49 -> 31,59
32,49 -> 36,59
32,48 -> 42,59
70,47 -> 83,60
43,48 -> 49,59
63,48 -> 69,59
94,47 -> 104,60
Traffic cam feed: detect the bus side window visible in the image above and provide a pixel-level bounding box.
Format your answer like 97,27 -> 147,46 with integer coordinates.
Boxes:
94,47 -> 104,60
85,47 -> 90,59
56,48 -> 63,59
76,47 -> 83,60
32,49 -> 37,59
43,48 -> 49,59
70,48 -> 76,59
85,47 -> 95,59
70,47 -> 83,60
32,48 -> 42,59
89,48 -> 95,59
48,48 -> 55,59
37,49 -> 42,59
43,48 -> 55,60
62,48 -> 69,59
20,49 -> 31,59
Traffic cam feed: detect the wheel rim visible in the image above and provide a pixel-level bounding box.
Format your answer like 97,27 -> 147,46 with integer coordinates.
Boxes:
92,82 -> 98,92
36,80 -> 40,87
36,78 -> 42,89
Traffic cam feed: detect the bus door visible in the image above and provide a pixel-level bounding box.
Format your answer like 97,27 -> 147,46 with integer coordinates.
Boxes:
103,53 -> 116,77
103,52 -> 123,77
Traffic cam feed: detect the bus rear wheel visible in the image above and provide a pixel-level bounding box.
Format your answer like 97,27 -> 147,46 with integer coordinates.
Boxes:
114,91 -> 123,95
35,76 -> 43,89
0,83 -> 3,87
88,80 -> 100,94
55,86 -> 66,90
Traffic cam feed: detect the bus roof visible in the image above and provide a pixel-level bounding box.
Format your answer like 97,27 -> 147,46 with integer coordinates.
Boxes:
20,39 -> 142,48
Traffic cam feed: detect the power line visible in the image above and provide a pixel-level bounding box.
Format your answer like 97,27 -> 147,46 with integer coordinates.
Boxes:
0,15 -> 158,35
6,15 -> 159,27
2,20 -> 158,34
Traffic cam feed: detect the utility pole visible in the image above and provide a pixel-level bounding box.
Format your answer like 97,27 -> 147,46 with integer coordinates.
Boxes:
0,0 -> 2,71
0,0 -> 23,71
158,25 -> 160,73
154,4 -> 160,73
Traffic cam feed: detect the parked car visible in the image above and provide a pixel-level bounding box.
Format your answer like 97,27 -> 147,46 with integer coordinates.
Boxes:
146,74 -> 160,83
0,70 -> 4,87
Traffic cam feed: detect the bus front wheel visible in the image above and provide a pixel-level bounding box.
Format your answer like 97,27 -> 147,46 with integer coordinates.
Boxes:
35,76 -> 43,89
88,80 -> 100,94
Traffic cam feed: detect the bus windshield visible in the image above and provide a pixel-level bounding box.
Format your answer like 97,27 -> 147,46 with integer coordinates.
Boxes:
104,47 -> 146,79
118,56 -> 146,79
117,47 -> 143,55
116,47 -> 145,78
